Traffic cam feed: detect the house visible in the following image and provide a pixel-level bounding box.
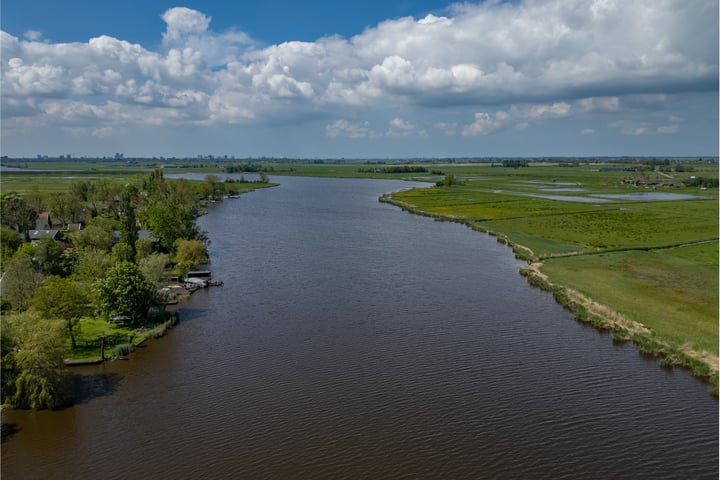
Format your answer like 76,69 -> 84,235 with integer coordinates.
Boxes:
29,229 -> 61,241
36,212 -> 52,230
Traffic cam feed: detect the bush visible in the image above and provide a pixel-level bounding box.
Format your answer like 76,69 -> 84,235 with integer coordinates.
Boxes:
111,342 -> 136,357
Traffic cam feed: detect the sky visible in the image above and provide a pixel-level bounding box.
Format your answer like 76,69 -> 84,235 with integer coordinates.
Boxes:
1,0 -> 718,159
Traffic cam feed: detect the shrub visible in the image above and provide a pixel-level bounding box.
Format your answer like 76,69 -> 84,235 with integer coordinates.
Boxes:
111,343 -> 135,357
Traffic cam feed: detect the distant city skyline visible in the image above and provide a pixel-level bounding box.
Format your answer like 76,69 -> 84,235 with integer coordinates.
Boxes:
1,0 -> 718,158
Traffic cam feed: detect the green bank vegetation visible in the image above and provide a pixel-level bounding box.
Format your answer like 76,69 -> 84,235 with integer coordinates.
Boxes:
2,156 -> 717,401
0,168 -> 274,409
382,160 -> 718,395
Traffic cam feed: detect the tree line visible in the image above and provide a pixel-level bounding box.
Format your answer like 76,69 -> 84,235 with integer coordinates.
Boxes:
356,165 -> 429,174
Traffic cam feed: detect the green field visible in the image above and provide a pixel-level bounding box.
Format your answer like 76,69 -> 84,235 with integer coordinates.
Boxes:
386,162 -> 718,386
0,169 -> 276,196
540,248 -> 718,353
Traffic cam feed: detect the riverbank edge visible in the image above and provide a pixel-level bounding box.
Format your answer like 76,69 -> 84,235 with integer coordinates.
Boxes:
64,312 -> 179,366
379,192 -> 719,397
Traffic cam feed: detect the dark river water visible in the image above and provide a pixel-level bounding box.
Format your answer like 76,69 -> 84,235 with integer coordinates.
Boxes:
2,176 -> 718,479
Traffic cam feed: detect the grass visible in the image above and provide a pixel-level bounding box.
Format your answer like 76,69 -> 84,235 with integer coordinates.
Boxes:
0,169 -> 279,196
387,163 -> 719,391
1,172 -> 144,194
540,248 -> 718,354
65,313 -> 179,361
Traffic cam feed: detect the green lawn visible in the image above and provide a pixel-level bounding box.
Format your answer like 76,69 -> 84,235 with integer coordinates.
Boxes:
66,317 -> 139,360
66,314 -> 178,360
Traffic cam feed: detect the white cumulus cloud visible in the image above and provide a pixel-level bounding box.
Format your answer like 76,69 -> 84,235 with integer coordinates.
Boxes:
1,0 -> 717,150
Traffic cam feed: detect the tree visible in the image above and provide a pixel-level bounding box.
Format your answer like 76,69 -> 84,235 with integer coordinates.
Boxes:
1,193 -> 38,239
139,253 -> 171,287
141,201 -> 198,251
139,173 -> 200,252
70,217 -> 115,252
71,248 -> 113,281
118,185 -> 138,260
174,239 -> 209,268
1,225 -> 22,264
1,255 -> 47,311
96,262 -> 155,321
110,242 -> 135,263
134,238 -> 155,260
203,174 -> 223,200
33,237 -> 72,276
1,311 -> 73,409
436,174 -> 458,187
31,276 -> 91,348
48,192 -> 85,226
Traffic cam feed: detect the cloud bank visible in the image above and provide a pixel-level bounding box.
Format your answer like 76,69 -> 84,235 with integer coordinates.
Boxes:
1,0 -> 717,155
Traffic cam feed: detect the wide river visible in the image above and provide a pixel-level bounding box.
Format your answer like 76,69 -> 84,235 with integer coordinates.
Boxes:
2,176 -> 718,479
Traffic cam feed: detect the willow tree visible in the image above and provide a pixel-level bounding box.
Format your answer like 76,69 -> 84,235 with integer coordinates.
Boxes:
1,311 -> 73,409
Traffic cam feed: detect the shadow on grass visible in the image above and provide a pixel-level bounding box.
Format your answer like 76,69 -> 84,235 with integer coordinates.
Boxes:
1,422 -> 20,443
73,372 -> 123,405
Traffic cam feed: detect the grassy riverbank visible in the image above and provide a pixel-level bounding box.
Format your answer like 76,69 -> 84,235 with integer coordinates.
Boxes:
64,313 -> 179,362
381,164 -> 719,394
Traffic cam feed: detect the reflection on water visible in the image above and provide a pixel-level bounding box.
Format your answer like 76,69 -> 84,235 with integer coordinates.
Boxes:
73,373 -> 123,405
1,177 -> 717,480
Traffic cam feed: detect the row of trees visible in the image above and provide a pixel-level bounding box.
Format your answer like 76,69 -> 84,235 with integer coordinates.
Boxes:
1,170 -> 212,409
356,165 -> 429,174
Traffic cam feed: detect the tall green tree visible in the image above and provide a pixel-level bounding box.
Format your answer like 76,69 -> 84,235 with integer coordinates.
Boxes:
1,255 -> 46,311
118,185 -> 139,260
174,239 -> 209,269
1,225 -> 22,264
70,217 -> 115,252
33,237 -> 72,276
71,248 -> 113,282
1,311 -> 72,409
31,276 -> 90,349
202,174 -> 223,200
96,262 -> 155,321
141,200 -> 198,251
1,193 -> 38,240
48,191 -> 85,227
138,253 -> 170,287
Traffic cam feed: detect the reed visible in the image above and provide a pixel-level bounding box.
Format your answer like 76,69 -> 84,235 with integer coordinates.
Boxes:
111,342 -> 136,357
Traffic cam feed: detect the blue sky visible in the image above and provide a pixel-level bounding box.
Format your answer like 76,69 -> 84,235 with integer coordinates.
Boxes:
1,0 -> 718,158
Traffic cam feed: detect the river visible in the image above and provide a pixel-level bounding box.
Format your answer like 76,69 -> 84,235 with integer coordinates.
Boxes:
2,176 -> 717,479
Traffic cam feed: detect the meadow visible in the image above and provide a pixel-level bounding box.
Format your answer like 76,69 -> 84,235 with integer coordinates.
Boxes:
384,161 -> 718,390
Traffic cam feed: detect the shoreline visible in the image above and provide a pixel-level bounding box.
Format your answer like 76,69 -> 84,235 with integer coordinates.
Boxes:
380,192 -> 719,396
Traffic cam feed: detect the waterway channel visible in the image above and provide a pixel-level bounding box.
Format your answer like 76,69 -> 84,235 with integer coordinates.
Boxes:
2,176 -> 717,479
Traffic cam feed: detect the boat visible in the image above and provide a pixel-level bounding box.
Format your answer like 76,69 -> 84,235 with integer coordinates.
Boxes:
184,277 -> 208,288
